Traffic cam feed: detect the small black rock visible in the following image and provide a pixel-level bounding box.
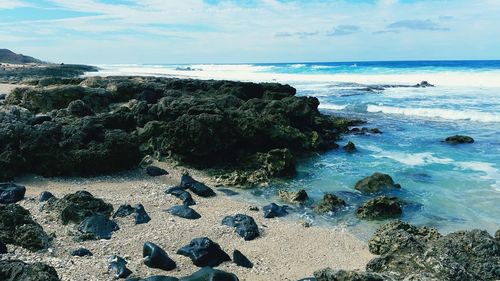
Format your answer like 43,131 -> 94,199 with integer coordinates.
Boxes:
134,204 -> 151,224
180,175 -> 216,198
444,135 -> 474,144
71,248 -> 93,257
167,205 -> 201,220
343,141 -> 356,152
108,255 -> 132,279
113,204 -> 135,218
222,214 -> 259,241
179,267 -> 238,281
233,250 -> 253,268
143,242 -> 176,271
263,203 -> 288,218
0,182 -> 26,204
127,276 -> 179,281
146,166 -> 169,177
167,188 -> 196,206
177,237 -> 230,267
38,191 -> 55,202
78,214 -> 119,240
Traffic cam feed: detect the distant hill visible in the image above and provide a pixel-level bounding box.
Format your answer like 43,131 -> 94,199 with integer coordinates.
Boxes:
0,49 -> 43,64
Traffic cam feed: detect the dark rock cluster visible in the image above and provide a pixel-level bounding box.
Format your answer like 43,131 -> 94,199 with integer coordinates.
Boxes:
0,260 -> 60,281
0,182 -> 26,204
222,214 -> 259,241
177,237 -> 231,267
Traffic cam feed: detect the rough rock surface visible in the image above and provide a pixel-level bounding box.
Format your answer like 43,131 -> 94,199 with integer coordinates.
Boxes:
314,268 -> 388,281
71,247 -> 93,257
263,203 -> 288,218
143,242 -> 176,271
167,205 -> 201,220
366,220 -> 500,281
177,237 -> 231,267
0,259 -> 60,281
0,182 -> 26,204
343,141 -> 356,152
314,193 -> 346,214
108,255 -> 133,279
445,135 -> 474,144
44,191 -> 113,224
356,196 -> 403,220
222,214 -> 259,241
0,204 -> 50,251
354,173 -> 401,194
78,213 -> 119,240
278,189 -> 309,204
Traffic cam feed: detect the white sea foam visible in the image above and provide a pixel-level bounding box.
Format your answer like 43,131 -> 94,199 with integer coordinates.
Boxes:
455,161 -> 500,191
367,105 -> 500,123
372,151 -> 454,166
318,103 -> 348,110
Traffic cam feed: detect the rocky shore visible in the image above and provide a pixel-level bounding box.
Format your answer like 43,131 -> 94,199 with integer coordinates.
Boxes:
1,63 -> 499,280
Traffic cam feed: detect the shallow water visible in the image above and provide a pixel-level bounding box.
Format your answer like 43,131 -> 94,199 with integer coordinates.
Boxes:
92,61 -> 500,237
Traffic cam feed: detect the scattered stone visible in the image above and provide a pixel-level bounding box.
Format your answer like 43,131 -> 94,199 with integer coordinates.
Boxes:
46,191 -> 114,225
356,196 -> 403,220
278,189 -> 309,204
249,206 -> 259,211
343,141 -> 356,152
167,205 -> 201,220
414,81 -> 434,87
233,250 -> 253,268
71,248 -> 93,257
108,255 -> 133,279
314,193 -> 346,214
78,214 -> 119,240
0,260 -> 60,281
177,237 -> 231,267
444,135 -> 474,144
179,267 -> 238,281
314,268 -> 387,281
222,214 -> 259,241
146,166 -> 168,177
166,188 -> 196,206
0,241 -> 7,254
181,175 -> 216,198
127,277 -> 179,281
354,173 -> 401,194
0,204 -> 50,251
143,242 -> 176,271
113,204 -> 136,218
0,182 -> 26,204
263,203 -> 288,218
369,128 -> 383,134
217,188 -> 239,196
38,191 -> 55,202
366,220 -> 500,281
134,204 -> 151,224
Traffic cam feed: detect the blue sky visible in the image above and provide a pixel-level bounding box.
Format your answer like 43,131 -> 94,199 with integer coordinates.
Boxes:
0,0 -> 499,63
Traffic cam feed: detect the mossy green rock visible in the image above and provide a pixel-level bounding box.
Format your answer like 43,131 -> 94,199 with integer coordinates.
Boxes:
45,191 -> 113,224
314,193 -> 346,214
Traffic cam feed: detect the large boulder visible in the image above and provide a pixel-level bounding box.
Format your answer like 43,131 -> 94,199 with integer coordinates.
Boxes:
0,182 -> 26,204
222,214 -> 259,241
177,237 -> 230,267
45,191 -> 113,224
143,242 -> 176,271
356,196 -> 403,220
78,214 -> 119,240
0,260 -> 60,281
314,193 -> 346,214
354,173 -> 401,194
0,204 -> 51,251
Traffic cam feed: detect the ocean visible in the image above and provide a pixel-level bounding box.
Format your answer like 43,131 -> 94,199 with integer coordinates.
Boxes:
90,61 -> 500,237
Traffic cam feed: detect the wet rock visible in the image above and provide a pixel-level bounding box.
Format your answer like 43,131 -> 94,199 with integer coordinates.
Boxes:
444,135 -> 474,144
354,173 -> 401,194
134,204 -> 151,224
179,267 -> 238,281
167,205 -> 201,220
343,141 -> 356,152
67,99 -> 94,117
181,175 -> 216,198
369,128 -> 382,134
263,203 -> 288,218
166,188 -> 196,206
0,204 -> 50,251
0,241 -> 7,254
314,268 -> 388,281
233,250 -> 253,268
38,191 -> 55,202
78,214 -> 119,240
278,189 -> 309,204
314,193 -> 346,214
47,191 -> 114,225
29,115 -> 52,125
0,182 -> 26,204
143,242 -> 176,271
113,204 -> 135,218
0,260 -> 60,281
222,214 -> 259,241
71,248 -> 93,257
356,196 -> 403,220
177,237 -> 231,267
415,81 -> 434,88
146,166 -> 168,177
108,255 -> 132,279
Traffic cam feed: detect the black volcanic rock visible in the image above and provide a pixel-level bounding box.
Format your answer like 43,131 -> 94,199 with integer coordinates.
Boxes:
180,267 -> 239,281
71,248 -> 93,257
0,260 -> 60,281
143,242 -> 176,271
222,214 -> 259,241
78,214 -> 119,240
146,166 -> 168,176
166,188 -> 196,206
177,237 -> 230,267
343,141 -> 356,152
0,182 -> 26,204
356,196 -> 403,220
38,191 -> 55,202
263,203 -> 288,218
354,173 -> 401,194
167,205 -> 201,220
233,250 -> 253,268
0,241 -> 7,254
445,135 -> 474,144
108,256 -> 132,279
314,193 -> 346,214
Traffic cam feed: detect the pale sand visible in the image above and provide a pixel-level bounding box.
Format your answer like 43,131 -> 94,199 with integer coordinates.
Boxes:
5,161 -> 374,281
0,83 -> 19,95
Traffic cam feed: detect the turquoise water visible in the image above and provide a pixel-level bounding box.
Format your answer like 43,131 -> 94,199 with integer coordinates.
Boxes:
95,61 -> 500,236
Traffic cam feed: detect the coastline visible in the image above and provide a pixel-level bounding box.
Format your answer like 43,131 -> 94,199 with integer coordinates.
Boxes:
5,161 -> 373,281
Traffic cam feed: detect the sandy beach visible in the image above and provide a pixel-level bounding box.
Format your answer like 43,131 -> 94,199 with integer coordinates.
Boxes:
0,83 -> 19,95
3,161 -> 373,281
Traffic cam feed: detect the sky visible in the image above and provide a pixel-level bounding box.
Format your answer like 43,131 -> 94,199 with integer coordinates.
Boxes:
0,0 -> 499,64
